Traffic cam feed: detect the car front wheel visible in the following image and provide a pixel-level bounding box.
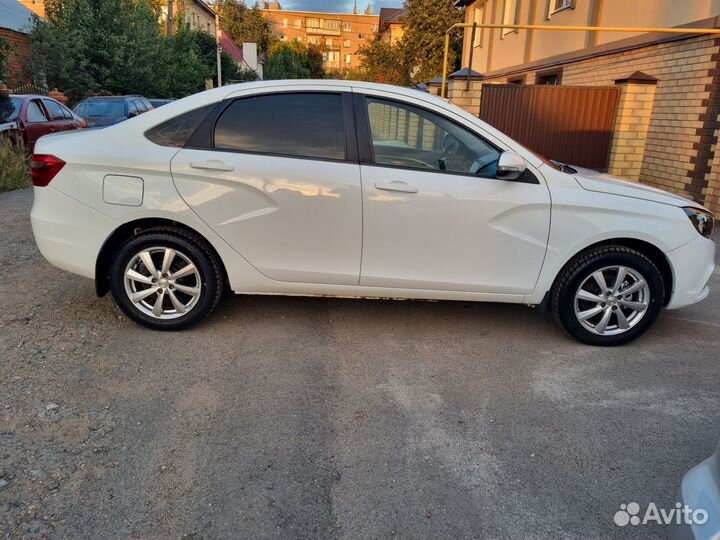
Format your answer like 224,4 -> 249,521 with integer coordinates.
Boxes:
551,246 -> 665,346
109,230 -> 223,330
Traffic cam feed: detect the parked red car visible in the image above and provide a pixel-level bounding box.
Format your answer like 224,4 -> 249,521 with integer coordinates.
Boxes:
0,94 -> 86,151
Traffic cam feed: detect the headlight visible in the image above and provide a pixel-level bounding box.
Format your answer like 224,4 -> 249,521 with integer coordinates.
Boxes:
683,207 -> 715,238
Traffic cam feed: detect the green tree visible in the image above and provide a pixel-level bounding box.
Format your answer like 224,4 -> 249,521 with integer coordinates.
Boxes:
164,24 -> 214,97
263,41 -> 324,80
222,0 -> 274,55
29,0 -> 172,101
400,0 -> 464,83
0,36 -> 11,82
357,36 -> 410,86
28,0 -> 254,102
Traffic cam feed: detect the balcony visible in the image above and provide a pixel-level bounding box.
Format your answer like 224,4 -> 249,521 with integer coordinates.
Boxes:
305,18 -> 342,36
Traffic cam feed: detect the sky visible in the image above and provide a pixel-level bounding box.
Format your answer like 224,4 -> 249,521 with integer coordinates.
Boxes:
280,0 -> 404,13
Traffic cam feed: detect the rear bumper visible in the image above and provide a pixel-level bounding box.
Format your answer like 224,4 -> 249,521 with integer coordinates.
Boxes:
665,236 -> 716,310
30,186 -> 118,280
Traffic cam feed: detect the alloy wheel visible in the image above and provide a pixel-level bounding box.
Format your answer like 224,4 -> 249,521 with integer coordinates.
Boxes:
573,265 -> 650,336
123,247 -> 202,320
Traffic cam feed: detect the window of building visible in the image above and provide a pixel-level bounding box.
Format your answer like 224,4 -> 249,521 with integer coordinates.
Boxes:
306,18 -> 320,28
371,24 -> 378,32
282,18 -> 288,27
343,21 -> 352,31
308,36 -> 320,45
358,33 -> 367,40
343,39 -> 351,47
508,75 -> 526,84
326,51 -> 339,62
472,3 -> 484,48
26,100 -> 47,123
345,54 -> 352,64
365,97 -> 500,177
326,38 -> 334,46
502,0 -> 518,36
325,19 -> 341,32
214,93 -> 346,161
536,69 -> 562,85
549,0 -> 574,16
294,19 -> 302,28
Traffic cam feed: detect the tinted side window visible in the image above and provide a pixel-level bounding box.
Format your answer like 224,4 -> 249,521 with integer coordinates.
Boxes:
60,104 -> 74,119
214,93 -> 346,160
43,99 -> 66,120
145,105 -> 214,147
27,100 -> 48,123
365,97 -> 500,177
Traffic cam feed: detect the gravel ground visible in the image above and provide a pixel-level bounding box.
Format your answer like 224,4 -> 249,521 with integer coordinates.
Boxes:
1,187 -> 719,539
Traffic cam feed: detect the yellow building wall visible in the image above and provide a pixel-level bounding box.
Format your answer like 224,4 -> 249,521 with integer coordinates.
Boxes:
461,0 -> 720,74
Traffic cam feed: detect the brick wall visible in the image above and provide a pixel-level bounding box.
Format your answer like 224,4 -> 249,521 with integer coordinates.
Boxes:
0,28 -> 30,87
449,34 -> 720,215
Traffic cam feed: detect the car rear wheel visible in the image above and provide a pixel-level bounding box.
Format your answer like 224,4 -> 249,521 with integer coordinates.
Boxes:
109,230 -> 223,330
551,246 -> 665,346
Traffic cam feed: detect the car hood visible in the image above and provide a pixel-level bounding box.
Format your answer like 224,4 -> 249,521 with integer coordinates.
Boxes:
571,166 -> 694,207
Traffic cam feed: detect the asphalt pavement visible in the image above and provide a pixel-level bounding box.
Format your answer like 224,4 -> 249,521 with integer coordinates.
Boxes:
1,187 -> 718,539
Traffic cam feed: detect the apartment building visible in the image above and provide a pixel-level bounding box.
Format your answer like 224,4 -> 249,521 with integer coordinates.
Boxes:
451,0 -> 720,214
260,3 -> 380,71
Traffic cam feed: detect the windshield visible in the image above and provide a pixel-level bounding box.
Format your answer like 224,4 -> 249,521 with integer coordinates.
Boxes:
74,99 -> 125,117
0,97 -> 22,123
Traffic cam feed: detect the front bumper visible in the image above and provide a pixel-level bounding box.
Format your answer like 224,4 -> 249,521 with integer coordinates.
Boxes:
30,186 -> 118,280
665,236 -> 716,310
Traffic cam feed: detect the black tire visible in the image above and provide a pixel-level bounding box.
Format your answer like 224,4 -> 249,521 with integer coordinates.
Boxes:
551,246 -> 665,346
109,229 -> 223,330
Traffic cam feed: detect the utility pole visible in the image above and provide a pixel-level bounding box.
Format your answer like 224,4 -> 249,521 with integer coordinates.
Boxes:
215,0 -> 222,87
167,0 -> 174,36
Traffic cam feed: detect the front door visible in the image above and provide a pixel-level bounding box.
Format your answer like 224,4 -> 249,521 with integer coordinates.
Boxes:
171,91 -> 363,286
356,93 -> 551,295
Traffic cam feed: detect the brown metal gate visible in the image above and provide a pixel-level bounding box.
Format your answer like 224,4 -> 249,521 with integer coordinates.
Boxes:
479,84 -> 620,170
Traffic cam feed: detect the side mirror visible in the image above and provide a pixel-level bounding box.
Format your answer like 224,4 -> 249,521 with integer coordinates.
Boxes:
496,150 -> 527,181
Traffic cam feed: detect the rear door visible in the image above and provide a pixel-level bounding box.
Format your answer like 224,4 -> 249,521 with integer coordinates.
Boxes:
170,90 -> 363,286
42,98 -> 73,132
23,99 -> 52,149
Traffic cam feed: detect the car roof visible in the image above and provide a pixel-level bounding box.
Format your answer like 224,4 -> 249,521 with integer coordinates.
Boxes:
9,94 -> 55,100
81,95 -> 145,100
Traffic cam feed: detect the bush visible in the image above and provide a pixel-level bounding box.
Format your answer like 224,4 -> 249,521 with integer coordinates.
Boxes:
0,138 -> 31,192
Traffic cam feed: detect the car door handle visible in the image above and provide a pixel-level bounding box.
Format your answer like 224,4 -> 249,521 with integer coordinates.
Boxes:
374,181 -> 419,194
189,160 -> 235,172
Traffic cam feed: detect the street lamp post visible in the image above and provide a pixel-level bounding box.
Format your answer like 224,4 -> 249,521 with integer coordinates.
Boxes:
214,0 -> 222,87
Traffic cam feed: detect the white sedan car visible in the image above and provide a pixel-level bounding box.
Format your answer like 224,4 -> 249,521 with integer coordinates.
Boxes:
30,80 -> 715,345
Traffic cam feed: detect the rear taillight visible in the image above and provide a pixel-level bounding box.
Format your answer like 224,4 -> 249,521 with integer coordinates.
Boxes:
31,155 -> 66,187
